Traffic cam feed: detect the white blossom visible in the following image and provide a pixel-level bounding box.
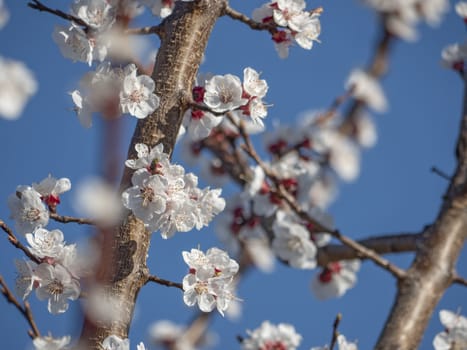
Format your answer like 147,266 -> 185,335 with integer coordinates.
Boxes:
8,186 -> 49,235
144,0 -> 175,18
125,142 -> 170,170
273,29 -> 293,59
242,321 -> 302,350
441,42 -> 467,71
35,263 -> 80,314
433,309 -> 467,350
272,211 -> 317,269
346,69 -> 387,112
203,74 -> 247,113
0,56 -> 37,120
310,260 -> 360,300
182,247 -> 239,316
182,108 -> 222,141
32,175 -> 71,210
273,0 -> 306,28
26,228 -> 66,260
14,259 -> 38,300
456,2 -> 467,18
243,67 -> 268,99
71,0 -> 116,30
122,143 -> 225,238
33,335 -> 71,350
53,23 -> 97,66
119,64 -> 160,119
292,13 -> 321,50
102,335 -> 130,350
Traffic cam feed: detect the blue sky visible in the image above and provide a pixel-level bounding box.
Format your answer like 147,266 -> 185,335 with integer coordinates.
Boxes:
0,0 -> 466,349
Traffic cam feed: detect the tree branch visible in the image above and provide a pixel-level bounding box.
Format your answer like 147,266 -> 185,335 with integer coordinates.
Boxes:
78,1 -> 227,348
375,69 -> 467,350
49,212 -> 95,226
0,220 -> 40,264
233,115 -> 406,278
145,275 -> 183,290
329,313 -> 342,350
317,232 -> 423,266
124,25 -> 163,37
452,274 -> 467,287
223,5 -> 276,33
27,0 -> 87,27
0,275 -> 40,338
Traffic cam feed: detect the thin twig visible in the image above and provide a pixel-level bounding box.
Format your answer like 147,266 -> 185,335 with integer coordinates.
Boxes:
146,275 -> 183,290
27,0 -> 87,27
233,115 -> 406,279
125,25 -> 163,37
49,212 -> 95,225
329,313 -> 342,350
0,220 -> 40,264
223,5 -> 276,33
452,274 -> 467,287
0,276 -> 40,338
431,166 -> 451,181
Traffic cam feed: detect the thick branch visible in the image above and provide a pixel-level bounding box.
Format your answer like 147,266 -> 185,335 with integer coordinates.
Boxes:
375,77 -> 467,350
317,232 -> 422,266
79,1 -> 226,348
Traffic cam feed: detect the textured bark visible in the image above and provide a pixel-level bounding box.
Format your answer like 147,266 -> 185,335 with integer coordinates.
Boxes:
375,84 -> 467,349
79,1 -> 226,348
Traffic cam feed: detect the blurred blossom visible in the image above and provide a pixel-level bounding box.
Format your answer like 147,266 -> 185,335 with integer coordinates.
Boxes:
346,69 -> 387,112
242,321 -> 302,350
433,309 -> 467,350
310,260 -> 360,300
74,177 -> 123,226
83,285 -> 126,325
456,1 -> 467,19
0,56 -> 37,120
33,335 -> 71,350
0,0 -> 9,29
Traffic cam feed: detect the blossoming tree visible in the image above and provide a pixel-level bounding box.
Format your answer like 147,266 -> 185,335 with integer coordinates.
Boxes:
0,0 -> 466,349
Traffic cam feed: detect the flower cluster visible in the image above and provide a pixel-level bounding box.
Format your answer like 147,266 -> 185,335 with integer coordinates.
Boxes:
8,176 -> 81,314
241,321 -> 302,350
182,247 -> 239,316
433,309 -> 467,350
122,143 -> 226,238
71,62 -> 159,127
252,0 -> 321,58
181,67 -> 269,141
361,0 -> 449,41
53,0 -> 116,66
16,228 -> 81,314
8,175 -> 71,235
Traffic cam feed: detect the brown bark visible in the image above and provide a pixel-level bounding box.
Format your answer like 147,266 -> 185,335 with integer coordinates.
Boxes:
375,83 -> 467,349
79,1 -> 226,348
